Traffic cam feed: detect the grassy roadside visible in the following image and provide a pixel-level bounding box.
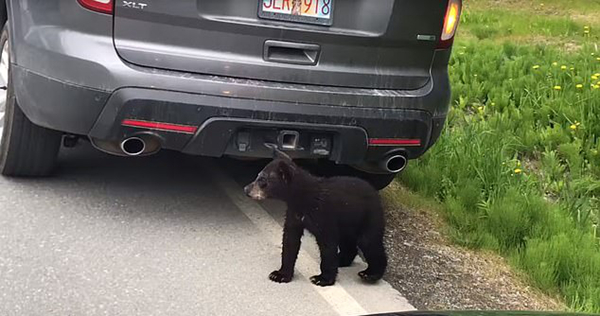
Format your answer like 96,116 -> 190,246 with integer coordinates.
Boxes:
396,0 -> 600,312
382,184 -> 565,310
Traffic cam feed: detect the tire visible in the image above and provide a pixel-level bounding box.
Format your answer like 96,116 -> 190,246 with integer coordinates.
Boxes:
310,161 -> 397,191
0,23 -> 62,177
357,172 -> 396,191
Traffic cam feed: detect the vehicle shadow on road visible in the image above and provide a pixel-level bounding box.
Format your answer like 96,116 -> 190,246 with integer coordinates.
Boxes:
2,142 -> 271,225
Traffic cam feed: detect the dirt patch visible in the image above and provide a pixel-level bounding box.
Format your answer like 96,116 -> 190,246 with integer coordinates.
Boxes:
571,14 -> 600,27
381,182 -> 564,311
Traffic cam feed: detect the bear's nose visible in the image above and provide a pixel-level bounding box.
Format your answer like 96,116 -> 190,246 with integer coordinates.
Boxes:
243,184 -> 252,196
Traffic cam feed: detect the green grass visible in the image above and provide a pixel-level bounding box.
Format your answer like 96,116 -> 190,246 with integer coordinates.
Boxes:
399,0 -> 600,312
464,9 -> 582,41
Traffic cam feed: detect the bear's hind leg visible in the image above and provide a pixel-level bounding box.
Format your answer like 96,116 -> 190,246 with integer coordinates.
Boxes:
357,232 -> 387,282
338,235 -> 358,267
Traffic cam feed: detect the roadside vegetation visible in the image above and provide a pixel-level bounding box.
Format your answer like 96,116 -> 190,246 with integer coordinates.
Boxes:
399,0 -> 600,312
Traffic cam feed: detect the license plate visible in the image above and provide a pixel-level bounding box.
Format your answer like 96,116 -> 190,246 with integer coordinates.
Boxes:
258,0 -> 334,26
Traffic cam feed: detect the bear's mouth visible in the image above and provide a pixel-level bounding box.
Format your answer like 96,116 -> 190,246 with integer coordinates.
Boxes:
247,186 -> 267,201
250,193 -> 266,201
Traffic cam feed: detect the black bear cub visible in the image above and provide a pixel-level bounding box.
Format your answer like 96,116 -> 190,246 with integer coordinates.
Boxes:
244,149 -> 387,287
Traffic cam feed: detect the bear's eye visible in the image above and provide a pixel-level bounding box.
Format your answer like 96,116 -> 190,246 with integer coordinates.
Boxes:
257,178 -> 268,189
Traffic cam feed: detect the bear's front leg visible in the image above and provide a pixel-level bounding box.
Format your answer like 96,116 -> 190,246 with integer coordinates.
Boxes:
270,214 -> 304,283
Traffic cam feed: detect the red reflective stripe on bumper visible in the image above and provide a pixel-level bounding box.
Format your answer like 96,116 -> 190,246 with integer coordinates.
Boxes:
122,119 -> 198,134
369,138 -> 421,146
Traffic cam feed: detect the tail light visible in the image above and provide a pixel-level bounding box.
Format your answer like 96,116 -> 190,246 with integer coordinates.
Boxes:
78,0 -> 113,14
437,0 -> 462,49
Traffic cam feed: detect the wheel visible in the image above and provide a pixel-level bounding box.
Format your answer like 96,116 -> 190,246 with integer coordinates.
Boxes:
0,23 -> 62,177
309,161 -> 397,191
357,172 -> 396,191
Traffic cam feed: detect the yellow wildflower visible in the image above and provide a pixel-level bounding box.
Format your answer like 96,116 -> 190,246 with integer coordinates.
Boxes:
561,65 -> 567,70
570,67 -> 575,71
576,122 -> 581,126
594,85 -> 600,90
478,106 -> 484,112
514,168 -> 523,174
553,85 -> 562,90
570,124 -> 577,130
552,62 -> 558,66
576,84 -> 584,89
532,65 -> 540,70
597,57 -> 600,61
592,75 -> 599,80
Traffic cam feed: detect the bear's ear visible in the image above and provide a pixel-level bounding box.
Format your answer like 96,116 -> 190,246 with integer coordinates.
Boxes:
277,160 -> 294,185
265,143 -> 292,161
275,149 -> 292,161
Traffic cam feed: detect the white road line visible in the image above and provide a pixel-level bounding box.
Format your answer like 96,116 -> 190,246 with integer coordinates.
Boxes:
210,164 -> 415,316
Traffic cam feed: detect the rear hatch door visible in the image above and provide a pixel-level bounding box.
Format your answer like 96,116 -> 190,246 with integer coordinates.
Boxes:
113,0 -> 447,90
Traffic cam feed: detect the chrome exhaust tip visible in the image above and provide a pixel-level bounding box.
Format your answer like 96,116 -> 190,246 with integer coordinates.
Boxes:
120,137 -> 146,156
381,154 -> 408,173
90,134 -> 161,157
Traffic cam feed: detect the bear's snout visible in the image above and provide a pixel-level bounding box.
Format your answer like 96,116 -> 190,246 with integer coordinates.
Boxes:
244,182 -> 266,201
244,184 -> 253,197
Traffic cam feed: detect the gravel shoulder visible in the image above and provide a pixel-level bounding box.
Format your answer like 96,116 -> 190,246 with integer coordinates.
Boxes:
381,182 -> 564,311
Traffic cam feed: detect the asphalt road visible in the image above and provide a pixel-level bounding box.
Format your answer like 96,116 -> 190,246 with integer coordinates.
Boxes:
0,143 -> 413,316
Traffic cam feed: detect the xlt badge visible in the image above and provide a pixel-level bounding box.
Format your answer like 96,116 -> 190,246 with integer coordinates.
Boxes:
122,1 -> 147,9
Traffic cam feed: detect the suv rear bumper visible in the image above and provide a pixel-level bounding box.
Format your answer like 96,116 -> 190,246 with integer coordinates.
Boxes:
88,87 -> 436,165
12,64 -> 444,168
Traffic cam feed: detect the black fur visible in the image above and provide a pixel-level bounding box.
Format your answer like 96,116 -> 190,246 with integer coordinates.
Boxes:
244,151 -> 387,286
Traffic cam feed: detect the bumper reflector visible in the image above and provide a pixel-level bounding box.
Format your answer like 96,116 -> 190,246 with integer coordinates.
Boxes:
369,138 -> 421,146
122,119 -> 198,135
